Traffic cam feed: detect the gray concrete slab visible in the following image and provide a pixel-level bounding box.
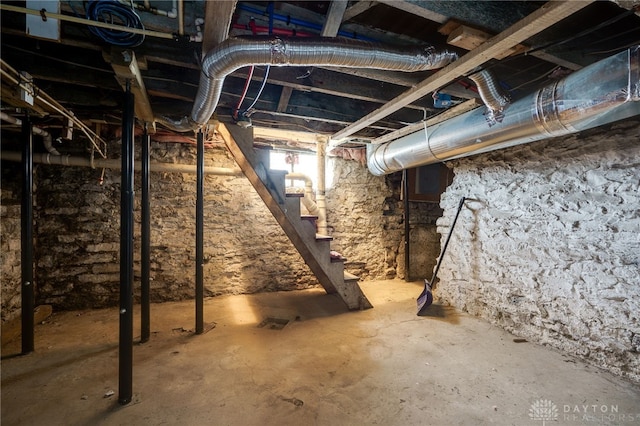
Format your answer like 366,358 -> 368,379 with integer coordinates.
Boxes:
2,280 -> 639,425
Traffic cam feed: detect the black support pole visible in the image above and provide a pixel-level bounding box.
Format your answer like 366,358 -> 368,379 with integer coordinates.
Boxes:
403,169 -> 410,282
141,127 -> 151,343
21,113 -> 34,355
119,82 -> 135,405
195,130 -> 204,335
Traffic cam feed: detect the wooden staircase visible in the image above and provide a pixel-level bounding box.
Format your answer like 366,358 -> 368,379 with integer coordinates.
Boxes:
218,123 -> 372,310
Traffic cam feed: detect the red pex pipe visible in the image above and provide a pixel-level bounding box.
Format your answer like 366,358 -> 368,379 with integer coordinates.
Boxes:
232,22 -> 315,37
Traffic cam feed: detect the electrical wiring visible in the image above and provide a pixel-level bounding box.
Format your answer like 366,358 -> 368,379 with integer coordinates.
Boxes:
587,40 -> 640,55
233,5 -> 274,121
233,66 -> 255,120
1,67 -> 108,157
522,8 -> 638,59
244,66 -> 271,113
508,65 -> 562,92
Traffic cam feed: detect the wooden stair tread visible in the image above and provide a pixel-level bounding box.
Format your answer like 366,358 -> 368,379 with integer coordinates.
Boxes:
344,271 -> 359,281
220,123 -> 372,311
300,215 -> 318,221
330,250 -> 346,262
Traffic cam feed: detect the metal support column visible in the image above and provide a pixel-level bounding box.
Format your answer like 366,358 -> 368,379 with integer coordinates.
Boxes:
140,127 -> 150,343
195,130 -> 204,334
403,169 -> 410,282
21,113 -> 34,355
118,82 -> 135,405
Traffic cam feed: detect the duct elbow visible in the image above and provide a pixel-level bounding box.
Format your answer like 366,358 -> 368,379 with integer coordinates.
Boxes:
155,115 -> 200,133
191,37 -> 459,132
469,69 -> 510,123
427,50 -> 459,69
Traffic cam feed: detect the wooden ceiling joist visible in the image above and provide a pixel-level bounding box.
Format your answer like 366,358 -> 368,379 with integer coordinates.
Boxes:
321,0 -> 349,37
201,0 -> 237,53
331,0 -> 594,141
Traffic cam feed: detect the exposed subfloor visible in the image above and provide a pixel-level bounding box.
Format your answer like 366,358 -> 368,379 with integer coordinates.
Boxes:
2,280 -> 639,426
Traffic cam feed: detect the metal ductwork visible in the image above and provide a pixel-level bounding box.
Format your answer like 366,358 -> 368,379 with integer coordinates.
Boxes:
156,36 -> 459,132
468,69 -> 510,124
367,45 -> 640,176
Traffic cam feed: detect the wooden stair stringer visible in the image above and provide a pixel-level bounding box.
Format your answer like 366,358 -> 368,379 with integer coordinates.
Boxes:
218,123 -> 372,310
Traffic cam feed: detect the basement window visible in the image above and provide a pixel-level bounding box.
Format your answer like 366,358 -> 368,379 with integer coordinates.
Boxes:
270,150 -> 318,189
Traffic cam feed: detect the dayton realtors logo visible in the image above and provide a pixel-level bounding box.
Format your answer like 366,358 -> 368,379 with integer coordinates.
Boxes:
563,403 -> 637,423
529,399 -> 638,424
529,399 -> 559,425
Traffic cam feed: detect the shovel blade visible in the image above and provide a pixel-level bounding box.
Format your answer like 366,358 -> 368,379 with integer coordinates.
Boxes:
416,281 -> 433,315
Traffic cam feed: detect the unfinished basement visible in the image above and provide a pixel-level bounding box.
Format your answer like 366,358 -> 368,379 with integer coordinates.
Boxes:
1,1 -> 639,425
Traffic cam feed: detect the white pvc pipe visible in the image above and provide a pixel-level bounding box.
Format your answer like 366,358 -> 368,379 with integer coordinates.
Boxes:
0,4 -> 175,40
316,139 -> 328,235
0,151 -> 243,175
0,64 -> 107,158
129,0 -> 177,18
0,112 -> 60,156
287,173 -> 317,211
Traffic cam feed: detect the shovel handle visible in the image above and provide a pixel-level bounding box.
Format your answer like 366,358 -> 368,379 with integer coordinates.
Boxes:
429,196 -> 466,286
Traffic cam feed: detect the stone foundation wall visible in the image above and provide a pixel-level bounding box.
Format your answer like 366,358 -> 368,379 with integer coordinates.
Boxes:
326,158 -> 441,280
3,141 -> 437,320
29,143 -> 320,312
435,117 -> 640,382
1,162 -> 24,322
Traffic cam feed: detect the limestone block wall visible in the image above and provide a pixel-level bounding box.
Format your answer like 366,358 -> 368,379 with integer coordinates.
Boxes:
1,163 -> 23,322
435,117 -> 640,382
326,158 -> 403,279
326,157 -> 441,280
3,141 -> 431,319
2,140 -> 441,321
28,143 -> 320,311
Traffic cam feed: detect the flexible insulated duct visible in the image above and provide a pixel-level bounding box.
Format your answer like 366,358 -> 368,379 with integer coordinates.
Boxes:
156,36 -> 458,132
468,69 -> 510,124
367,45 -> 640,176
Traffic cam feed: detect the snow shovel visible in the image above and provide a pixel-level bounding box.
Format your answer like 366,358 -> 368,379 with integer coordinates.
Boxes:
417,196 -> 467,316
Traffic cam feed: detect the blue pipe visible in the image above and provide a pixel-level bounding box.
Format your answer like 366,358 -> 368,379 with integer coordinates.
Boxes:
267,2 -> 274,35
237,3 -> 378,42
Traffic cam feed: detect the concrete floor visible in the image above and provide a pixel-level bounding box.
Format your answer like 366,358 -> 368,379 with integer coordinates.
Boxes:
2,280 -> 639,426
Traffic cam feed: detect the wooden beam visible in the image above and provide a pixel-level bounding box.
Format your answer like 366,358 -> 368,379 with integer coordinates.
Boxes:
110,49 -> 156,131
253,126 -> 322,145
439,21 -> 582,69
376,0 -> 447,23
370,98 -> 482,145
530,51 -> 582,71
145,55 -> 199,70
332,0 -> 593,140
201,0 -> 237,53
231,67 -> 433,111
276,86 -> 293,113
321,0 -> 349,37
343,1 -> 377,22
